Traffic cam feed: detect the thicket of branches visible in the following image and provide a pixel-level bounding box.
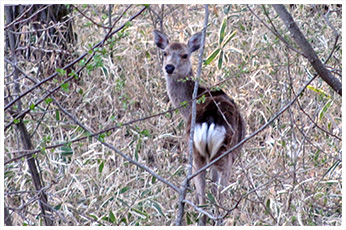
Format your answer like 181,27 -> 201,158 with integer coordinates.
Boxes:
3,4 -> 342,226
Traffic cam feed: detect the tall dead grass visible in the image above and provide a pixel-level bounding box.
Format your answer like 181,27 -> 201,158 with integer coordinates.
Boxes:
4,4 -> 342,226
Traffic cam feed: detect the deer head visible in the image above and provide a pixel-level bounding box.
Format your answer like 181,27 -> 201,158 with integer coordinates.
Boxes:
153,30 -> 202,80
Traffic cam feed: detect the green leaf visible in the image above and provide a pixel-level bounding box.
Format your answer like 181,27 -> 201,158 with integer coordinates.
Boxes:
319,100 -> 333,121
56,68 -> 66,76
88,214 -> 98,220
186,212 -> 193,225
54,203 -> 62,210
307,85 -> 331,99
61,83 -> 69,93
223,5 -> 231,15
239,22 -> 245,31
291,216 -> 297,223
109,210 -> 116,223
219,17 -> 228,45
120,186 -> 130,194
180,100 -> 188,108
110,115 -> 116,122
102,67 -> 108,77
55,109 -> 60,121
13,118 -> 20,124
218,50 -> 224,70
151,176 -> 156,184
265,199 -> 271,215
29,103 -> 35,110
40,147 -> 46,154
197,94 -> 206,104
207,192 -> 216,204
131,208 -> 148,219
135,139 -> 141,161
68,70 -> 79,80
205,48 -> 220,66
152,201 -> 165,217
221,30 -> 237,48
45,97 -> 53,104
60,145 -> 73,156
99,161 -> 104,173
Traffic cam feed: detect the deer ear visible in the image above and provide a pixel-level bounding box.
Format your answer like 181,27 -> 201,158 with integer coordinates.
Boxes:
188,32 -> 202,53
153,30 -> 169,50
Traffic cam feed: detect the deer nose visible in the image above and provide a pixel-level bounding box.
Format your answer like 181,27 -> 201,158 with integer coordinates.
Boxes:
165,65 -> 175,74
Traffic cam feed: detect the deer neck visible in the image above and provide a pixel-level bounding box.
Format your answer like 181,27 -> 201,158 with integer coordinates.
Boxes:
165,72 -> 196,120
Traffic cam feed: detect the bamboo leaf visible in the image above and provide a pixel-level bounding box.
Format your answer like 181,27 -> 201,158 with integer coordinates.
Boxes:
307,85 -> 331,99
131,208 -> 148,219
152,201 -> 165,217
221,30 -> 237,48
319,100 -> 333,121
219,17 -> 227,45
218,50 -> 224,69
204,48 -> 220,65
109,210 -> 116,223
99,161 -> 104,173
120,186 -> 130,194
55,109 -> 60,121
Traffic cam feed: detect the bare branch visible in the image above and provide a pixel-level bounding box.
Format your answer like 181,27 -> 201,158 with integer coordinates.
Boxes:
175,4 -> 210,226
272,4 -> 342,96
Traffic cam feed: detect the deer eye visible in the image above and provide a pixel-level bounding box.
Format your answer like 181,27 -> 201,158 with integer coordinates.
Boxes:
163,51 -> 167,56
182,54 -> 188,59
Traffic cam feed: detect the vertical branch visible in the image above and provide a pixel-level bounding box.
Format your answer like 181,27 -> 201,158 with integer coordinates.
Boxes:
5,6 -> 53,226
188,4 -> 209,184
108,4 -> 112,27
175,4 -> 209,226
272,4 -> 342,96
4,207 -> 13,226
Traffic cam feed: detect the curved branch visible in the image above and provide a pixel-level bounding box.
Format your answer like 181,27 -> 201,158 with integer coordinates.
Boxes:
272,4 -> 342,96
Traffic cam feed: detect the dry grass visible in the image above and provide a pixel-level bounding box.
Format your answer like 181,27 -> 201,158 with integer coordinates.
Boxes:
4,4 -> 342,226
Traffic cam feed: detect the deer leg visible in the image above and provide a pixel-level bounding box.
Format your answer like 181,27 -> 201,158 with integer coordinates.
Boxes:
193,152 -> 207,225
210,166 -> 221,225
215,155 -> 233,225
211,166 -> 219,198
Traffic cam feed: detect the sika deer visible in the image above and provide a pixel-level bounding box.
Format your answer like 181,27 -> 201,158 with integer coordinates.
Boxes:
153,30 -> 245,225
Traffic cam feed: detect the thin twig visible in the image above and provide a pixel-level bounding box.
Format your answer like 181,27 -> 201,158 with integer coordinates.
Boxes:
4,4 -> 35,30
73,5 -> 113,29
247,5 -> 305,57
183,199 -> 216,220
8,14 -> 75,35
312,5 -> 340,65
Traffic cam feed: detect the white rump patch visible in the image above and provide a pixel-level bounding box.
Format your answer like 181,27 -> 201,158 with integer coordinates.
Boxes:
207,123 -> 226,160
193,122 -> 226,160
193,123 -> 208,158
